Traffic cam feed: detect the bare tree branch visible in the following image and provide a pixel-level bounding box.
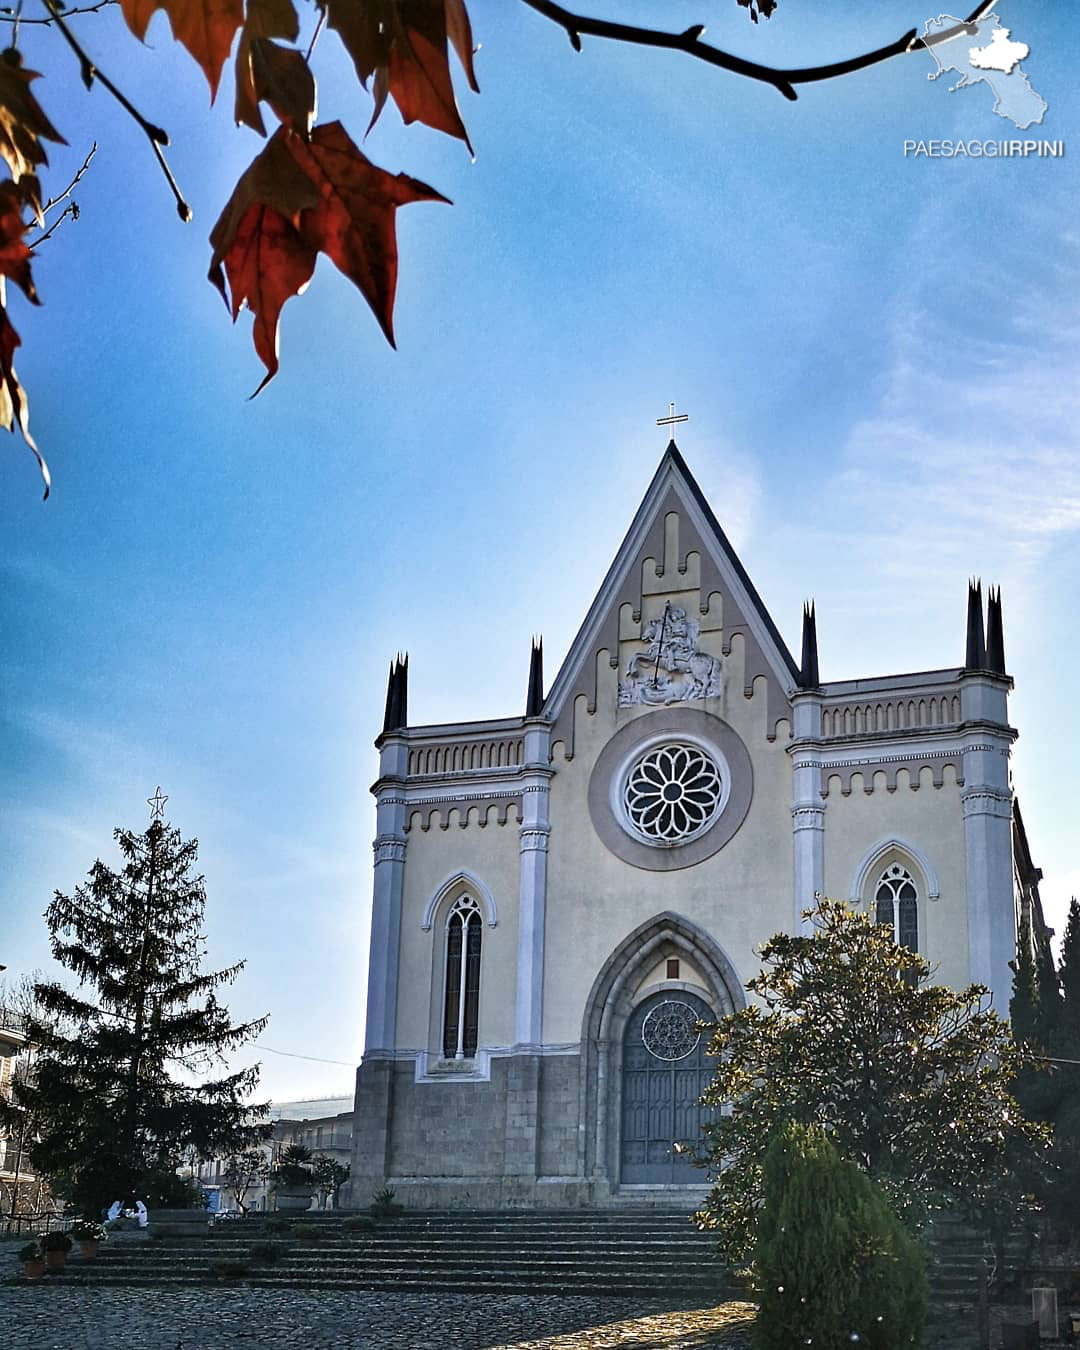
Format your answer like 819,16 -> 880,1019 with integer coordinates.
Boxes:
43,0 -> 192,221
29,199 -> 77,247
518,0 -> 998,102
41,141 -> 96,216
0,0 -> 116,23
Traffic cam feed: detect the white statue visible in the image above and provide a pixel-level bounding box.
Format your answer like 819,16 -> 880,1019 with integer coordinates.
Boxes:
618,605 -> 723,707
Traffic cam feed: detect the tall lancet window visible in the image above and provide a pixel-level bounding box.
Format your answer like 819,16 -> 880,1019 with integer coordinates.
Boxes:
875,863 -> 919,952
443,896 -> 482,1060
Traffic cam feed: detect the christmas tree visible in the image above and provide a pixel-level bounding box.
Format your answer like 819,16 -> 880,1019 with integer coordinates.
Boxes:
9,791 -> 269,1214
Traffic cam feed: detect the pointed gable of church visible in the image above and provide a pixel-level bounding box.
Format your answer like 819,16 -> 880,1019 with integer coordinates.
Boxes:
545,443 -> 798,757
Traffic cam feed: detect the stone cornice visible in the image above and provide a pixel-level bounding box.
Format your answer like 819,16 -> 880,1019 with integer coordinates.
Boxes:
373,765 -> 545,798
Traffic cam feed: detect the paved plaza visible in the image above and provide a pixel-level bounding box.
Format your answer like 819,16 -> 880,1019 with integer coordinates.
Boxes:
3,1288 -> 756,1350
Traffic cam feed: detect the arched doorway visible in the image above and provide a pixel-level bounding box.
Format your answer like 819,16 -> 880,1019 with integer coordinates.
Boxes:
620,989 -> 715,1184
579,911 -> 744,1191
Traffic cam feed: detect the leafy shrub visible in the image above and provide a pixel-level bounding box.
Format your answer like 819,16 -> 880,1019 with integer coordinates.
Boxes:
42,1232 -> 73,1253
248,1242 -> 283,1264
754,1120 -> 928,1350
70,1218 -> 107,1241
345,1215 -> 377,1233
370,1185 -> 403,1218
141,1168 -> 204,1208
18,1243 -> 41,1263
292,1223 -> 321,1240
262,1217 -> 291,1234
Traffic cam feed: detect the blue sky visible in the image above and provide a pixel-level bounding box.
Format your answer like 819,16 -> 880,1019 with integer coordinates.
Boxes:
2,2 -> 1077,1103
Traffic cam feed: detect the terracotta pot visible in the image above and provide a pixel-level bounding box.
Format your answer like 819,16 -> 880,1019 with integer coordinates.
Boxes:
22,1259 -> 46,1279
78,1240 -> 99,1258
45,1249 -> 66,1270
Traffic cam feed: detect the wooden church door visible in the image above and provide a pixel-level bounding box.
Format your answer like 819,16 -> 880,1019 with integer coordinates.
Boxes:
620,989 -> 715,1184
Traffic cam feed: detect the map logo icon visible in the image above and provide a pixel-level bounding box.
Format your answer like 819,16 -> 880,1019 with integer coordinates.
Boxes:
923,12 -> 1046,130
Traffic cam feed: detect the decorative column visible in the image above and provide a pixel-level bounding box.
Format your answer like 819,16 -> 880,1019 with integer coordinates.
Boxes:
364,659 -> 409,1056
516,717 -> 552,1048
960,584 -> 1016,1013
790,603 -> 825,935
352,659 -> 410,1203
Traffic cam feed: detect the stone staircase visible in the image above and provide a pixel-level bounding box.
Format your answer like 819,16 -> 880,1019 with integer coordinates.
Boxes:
51,1209 -> 736,1298
922,1218 -> 1033,1350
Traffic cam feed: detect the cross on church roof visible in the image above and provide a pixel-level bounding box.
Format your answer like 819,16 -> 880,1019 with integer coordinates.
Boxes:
656,402 -> 688,440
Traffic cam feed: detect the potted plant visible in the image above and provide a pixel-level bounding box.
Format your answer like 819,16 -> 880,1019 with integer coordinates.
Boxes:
370,1185 -> 403,1219
270,1144 -> 316,1213
71,1218 -> 107,1257
18,1242 -> 45,1279
42,1230 -> 73,1270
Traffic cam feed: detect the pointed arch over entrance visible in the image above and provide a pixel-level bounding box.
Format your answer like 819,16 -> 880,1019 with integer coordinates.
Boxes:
578,911 -> 746,1191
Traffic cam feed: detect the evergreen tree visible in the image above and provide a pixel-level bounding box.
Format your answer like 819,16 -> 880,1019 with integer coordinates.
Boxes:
1058,899 -> 1080,1054
1009,913 -> 1040,1047
697,899 -> 1050,1263
1034,931 -> 1062,1053
5,813 -> 269,1214
1009,914 -> 1058,1121
755,1120 -> 927,1350
1046,898 -> 1080,1234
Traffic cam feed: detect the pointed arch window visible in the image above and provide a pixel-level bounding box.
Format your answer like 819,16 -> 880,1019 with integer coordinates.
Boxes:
443,896 -> 482,1060
875,863 -> 919,952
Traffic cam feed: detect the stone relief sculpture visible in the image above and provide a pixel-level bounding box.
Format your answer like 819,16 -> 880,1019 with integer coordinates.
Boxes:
618,605 -> 724,707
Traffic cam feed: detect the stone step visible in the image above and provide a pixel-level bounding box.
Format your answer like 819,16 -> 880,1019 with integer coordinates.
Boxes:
86,1252 -> 723,1274
202,1238 -> 715,1251
129,1241 -> 717,1257
55,1273 -> 732,1296
130,1236 -> 718,1242
276,1220 -> 702,1231
87,1250 -> 721,1268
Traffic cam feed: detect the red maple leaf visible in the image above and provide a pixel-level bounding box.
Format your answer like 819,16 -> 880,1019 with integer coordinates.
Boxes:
209,122 -> 448,391
120,0 -> 245,98
326,0 -> 478,152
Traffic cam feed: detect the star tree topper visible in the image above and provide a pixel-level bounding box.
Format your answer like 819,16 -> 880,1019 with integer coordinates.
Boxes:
147,786 -> 169,821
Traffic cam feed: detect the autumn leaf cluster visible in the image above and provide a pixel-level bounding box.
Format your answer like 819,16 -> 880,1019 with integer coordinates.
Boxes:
2,0 -> 481,496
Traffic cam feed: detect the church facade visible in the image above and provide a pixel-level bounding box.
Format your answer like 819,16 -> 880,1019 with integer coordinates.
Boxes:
348,444 -> 1042,1209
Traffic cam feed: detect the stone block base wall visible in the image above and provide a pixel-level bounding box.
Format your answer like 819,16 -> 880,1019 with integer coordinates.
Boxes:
348,1051 -> 595,1210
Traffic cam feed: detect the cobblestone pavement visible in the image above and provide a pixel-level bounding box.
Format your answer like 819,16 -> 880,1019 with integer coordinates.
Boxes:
3,1288 -> 756,1350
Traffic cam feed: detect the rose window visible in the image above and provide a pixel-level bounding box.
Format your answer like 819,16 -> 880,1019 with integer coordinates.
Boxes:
622,742 -> 724,844
641,1000 -> 701,1061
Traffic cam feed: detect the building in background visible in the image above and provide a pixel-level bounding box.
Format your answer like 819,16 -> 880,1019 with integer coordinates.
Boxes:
195,1096 -> 353,1212
0,1017 -> 47,1221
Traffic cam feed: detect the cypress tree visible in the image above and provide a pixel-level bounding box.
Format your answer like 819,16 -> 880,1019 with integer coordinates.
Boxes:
1058,899 -> 1080,1056
8,812 -> 269,1214
1034,932 -> 1061,1053
754,1120 -> 927,1350
1010,913 -> 1040,1048
1047,899 -> 1080,1234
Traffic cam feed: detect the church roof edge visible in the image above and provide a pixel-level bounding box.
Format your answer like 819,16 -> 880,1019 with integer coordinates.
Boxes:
393,715 -> 531,739
820,667 -> 964,697
544,441 -> 800,719
662,442 -> 800,682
